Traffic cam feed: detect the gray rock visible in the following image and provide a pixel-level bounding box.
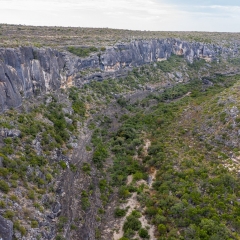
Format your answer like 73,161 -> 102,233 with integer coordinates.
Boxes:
45,96 -> 53,104
47,213 -> 55,220
64,116 -> 73,125
52,202 -> 61,214
175,71 -> 183,78
147,176 -> 152,186
26,165 -> 34,177
14,230 -> 21,239
62,108 -> 73,115
35,169 -> 45,180
145,85 -> 154,91
0,157 -> 3,168
202,78 -> 213,86
42,194 -> 49,205
35,141 -> 42,155
0,39 -> 236,112
1,129 -> 21,138
229,106 -> 239,118
168,73 -> 175,79
69,142 -> 78,148
0,215 -> 13,240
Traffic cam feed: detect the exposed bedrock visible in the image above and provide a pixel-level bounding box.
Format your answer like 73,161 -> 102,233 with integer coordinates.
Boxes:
0,215 -> 13,240
0,38 -> 238,112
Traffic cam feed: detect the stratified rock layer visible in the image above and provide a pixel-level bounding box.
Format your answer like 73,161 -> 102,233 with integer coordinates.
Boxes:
0,38 -> 237,112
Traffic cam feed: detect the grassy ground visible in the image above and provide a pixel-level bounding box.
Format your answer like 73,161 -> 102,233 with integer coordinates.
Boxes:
0,24 -> 240,48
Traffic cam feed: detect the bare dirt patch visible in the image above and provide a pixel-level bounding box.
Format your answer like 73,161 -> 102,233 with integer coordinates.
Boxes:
113,139 -> 157,240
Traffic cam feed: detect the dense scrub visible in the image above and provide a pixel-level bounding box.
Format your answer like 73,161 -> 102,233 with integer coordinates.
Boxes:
67,46 -> 99,57
82,56 -> 240,239
106,74 -> 240,239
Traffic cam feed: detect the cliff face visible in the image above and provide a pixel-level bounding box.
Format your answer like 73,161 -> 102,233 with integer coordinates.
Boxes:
0,38 -> 237,112
0,47 -> 65,112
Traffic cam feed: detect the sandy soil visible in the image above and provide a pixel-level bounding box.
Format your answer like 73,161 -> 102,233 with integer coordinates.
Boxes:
113,139 -> 157,240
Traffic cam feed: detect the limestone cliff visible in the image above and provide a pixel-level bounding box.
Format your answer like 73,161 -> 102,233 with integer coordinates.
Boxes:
0,38 -> 237,112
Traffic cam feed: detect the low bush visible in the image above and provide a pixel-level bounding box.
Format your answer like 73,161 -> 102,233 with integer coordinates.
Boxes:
67,46 -> 98,57
114,208 -> 126,218
0,180 -> 9,193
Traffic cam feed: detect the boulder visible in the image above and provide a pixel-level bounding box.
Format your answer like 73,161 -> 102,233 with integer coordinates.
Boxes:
52,202 -> 61,216
175,71 -> 183,78
1,128 -> 21,138
0,215 -> 13,240
64,117 -> 73,125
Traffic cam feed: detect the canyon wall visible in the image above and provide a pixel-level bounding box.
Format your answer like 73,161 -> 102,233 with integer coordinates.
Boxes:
0,38 -> 237,112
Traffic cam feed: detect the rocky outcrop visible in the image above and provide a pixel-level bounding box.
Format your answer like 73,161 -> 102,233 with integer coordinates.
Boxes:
0,38 -> 238,112
0,215 -> 13,240
0,47 -> 66,112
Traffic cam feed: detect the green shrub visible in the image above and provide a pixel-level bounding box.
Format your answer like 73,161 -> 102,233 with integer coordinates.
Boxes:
46,173 -> 53,182
10,180 -> 17,188
158,224 -> 167,234
0,168 -> 9,177
70,164 -> 77,172
0,200 -> 6,208
123,215 -> 142,232
4,138 -> 12,144
139,228 -> 150,239
14,221 -> 26,236
72,100 -> 86,116
119,186 -> 131,199
27,190 -> 35,200
131,210 -> 141,218
56,235 -> 65,240
4,210 -> 15,220
81,191 -> 90,210
86,146 -> 92,151
10,195 -> 18,202
145,206 -> 157,216
57,216 -> 68,231
70,224 -> 77,230
114,208 -> 126,218
92,144 -> 108,167
133,171 -> 144,181
31,220 -> 38,228
11,173 -> 19,180
67,46 -> 98,58
1,146 -> 14,155
59,161 -> 67,170
82,163 -> 91,174
0,180 -> 9,193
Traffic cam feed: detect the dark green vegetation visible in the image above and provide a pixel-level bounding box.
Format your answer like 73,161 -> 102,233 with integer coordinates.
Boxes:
67,46 -> 99,57
104,72 -> 240,239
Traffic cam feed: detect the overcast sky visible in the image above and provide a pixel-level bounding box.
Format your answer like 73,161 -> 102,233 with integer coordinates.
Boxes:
0,0 -> 239,32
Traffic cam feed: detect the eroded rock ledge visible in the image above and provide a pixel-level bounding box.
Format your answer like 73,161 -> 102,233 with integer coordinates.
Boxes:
0,38 -> 238,112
